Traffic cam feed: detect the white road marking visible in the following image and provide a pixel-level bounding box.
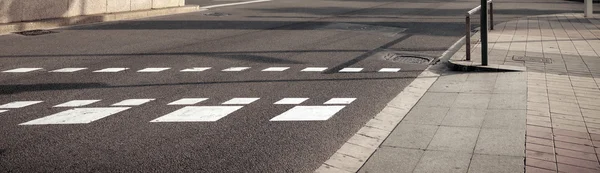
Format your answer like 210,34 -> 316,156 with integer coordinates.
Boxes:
339,68 -> 363,73
270,106 -> 346,121
301,67 -> 328,72
0,101 -> 43,109
53,100 -> 101,107
222,67 -> 250,71
137,68 -> 171,72
0,110 -> 7,113
168,98 -> 208,105
111,99 -> 155,106
181,67 -> 211,72
2,68 -> 42,73
274,98 -> 309,104
200,0 -> 272,9
262,67 -> 290,71
378,68 -> 401,72
150,106 -> 243,122
222,98 -> 260,105
93,68 -> 129,72
50,68 -> 87,72
324,98 -> 356,105
20,107 -> 131,125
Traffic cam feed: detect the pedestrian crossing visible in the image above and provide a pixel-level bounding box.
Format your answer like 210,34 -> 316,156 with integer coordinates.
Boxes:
1,67 -> 403,74
0,97 -> 356,125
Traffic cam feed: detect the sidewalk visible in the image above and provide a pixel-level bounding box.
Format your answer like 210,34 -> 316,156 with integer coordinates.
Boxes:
359,13 -> 600,173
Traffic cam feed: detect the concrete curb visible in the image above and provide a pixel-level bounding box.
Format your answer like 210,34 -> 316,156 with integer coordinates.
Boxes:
0,5 -> 202,35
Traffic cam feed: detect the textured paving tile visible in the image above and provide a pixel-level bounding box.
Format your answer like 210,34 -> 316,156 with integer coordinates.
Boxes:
412,150 -> 471,173
358,148 -> 424,173
427,126 -> 479,152
468,154 -> 524,173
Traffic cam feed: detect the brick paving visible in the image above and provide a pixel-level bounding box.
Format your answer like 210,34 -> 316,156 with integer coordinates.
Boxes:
451,13 -> 600,173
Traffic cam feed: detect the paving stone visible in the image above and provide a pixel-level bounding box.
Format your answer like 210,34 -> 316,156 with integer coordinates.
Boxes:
526,136 -> 554,146
526,150 -> 556,162
526,143 -> 555,154
401,106 -> 449,125
381,123 -> 438,149
412,150 -> 471,173
468,154 -> 524,173
451,93 -> 492,109
429,80 -> 463,92
526,158 -> 557,171
427,126 -> 479,152
489,94 -> 527,110
357,148 -> 423,173
415,92 -> 458,108
460,82 -> 495,93
557,163 -> 599,173
555,148 -> 598,161
483,110 -> 526,129
475,128 -> 525,156
556,155 -> 600,170
441,108 -> 486,127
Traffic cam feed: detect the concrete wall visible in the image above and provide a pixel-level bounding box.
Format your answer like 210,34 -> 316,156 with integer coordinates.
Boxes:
0,0 -> 185,24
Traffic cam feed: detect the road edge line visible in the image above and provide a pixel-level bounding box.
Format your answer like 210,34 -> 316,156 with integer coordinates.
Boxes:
314,37 -> 466,173
200,0 -> 272,9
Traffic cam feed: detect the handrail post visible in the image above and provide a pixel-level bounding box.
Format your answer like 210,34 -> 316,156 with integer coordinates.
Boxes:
466,14 -> 471,61
490,1 -> 494,30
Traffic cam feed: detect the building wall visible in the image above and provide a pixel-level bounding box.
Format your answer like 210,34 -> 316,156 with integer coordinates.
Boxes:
0,0 -> 185,24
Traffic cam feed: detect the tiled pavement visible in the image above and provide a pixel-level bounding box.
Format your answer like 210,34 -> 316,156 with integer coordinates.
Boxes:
358,13 -> 600,173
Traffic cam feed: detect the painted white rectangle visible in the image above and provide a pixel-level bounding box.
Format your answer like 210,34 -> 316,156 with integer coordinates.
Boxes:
181,67 -> 211,72
150,106 -> 243,122
201,0 -> 272,9
0,110 -> 7,113
324,98 -> 356,105
222,67 -> 250,71
378,68 -> 401,72
137,68 -> 171,72
222,98 -> 260,105
93,68 -> 129,72
20,107 -> 130,125
339,68 -> 363,73
111,99 -> 155,106
262,67 -> 290,71
53,100 -> 101,107
270,106 -> 346,121
50,68 -> 88,72
301,67 -> 328,72
274,98 -> 309,104
168,98 -> 208,105
2,68 -> 42,73
0,101 -> 43,109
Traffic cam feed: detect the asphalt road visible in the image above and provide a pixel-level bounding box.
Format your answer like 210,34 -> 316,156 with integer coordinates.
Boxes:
0,0 -> 590,172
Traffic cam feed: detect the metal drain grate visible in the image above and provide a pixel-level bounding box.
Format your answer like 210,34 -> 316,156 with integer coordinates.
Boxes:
512,56 -> 552,63
204,12 -> 231,16
15,29 -> 57,36
383,53 -> 432,64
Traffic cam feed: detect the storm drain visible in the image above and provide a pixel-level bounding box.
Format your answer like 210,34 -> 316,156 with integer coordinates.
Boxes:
204,12 -> 231,16
382,52 -> 433,65
512,56 -> 552,63
15,29 -> 57,36
316,23 -> 406,37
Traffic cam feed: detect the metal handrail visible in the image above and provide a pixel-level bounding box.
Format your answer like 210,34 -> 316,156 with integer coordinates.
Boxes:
465,0 -> 493,61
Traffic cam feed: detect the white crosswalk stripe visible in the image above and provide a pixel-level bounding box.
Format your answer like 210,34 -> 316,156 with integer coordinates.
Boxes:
222,67 -> 250,71
0,101 -> 43,109
2,68 -> 43,73
274,98 -> 308,104
150,106 -> 243,122
168,98 -> 208,105
137,68 -> 171,72
181,67 -> 211,72
379,68 -> 402,72
53,100 -> 101,107
270,106 -> 346,121
339,68 -> 363,73
50,68 -> 88,72
111,99 -> 155,106
262,67 -> 290,71
20,107 -> 131,125
324,98 -> 356,105
301,67 -> 328,72
93,68 -> 129,72
222,98 -> 260,105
